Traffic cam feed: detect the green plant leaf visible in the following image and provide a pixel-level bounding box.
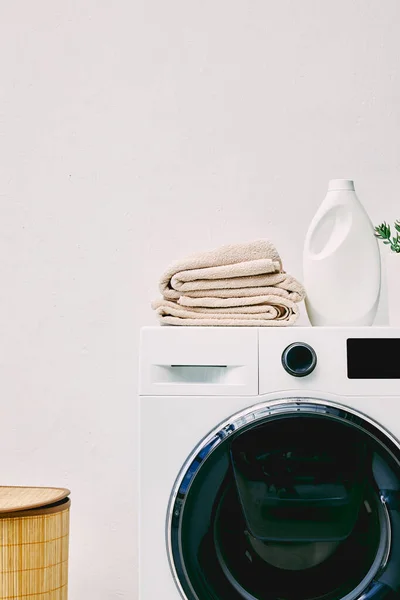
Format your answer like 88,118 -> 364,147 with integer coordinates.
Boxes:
374,220 -> 400,253
375,222 -> 391,240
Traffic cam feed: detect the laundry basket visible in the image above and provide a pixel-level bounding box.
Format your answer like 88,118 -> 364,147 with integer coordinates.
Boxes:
0,487 -> 70,600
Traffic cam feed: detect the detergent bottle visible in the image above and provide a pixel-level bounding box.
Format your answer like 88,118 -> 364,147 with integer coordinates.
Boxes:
303,179 -> 381,326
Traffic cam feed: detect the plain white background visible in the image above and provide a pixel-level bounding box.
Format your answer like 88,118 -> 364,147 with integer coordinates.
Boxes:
0,1 -> 399,598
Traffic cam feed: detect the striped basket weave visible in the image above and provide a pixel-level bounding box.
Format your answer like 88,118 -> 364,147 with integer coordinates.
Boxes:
0,487 -> 70,600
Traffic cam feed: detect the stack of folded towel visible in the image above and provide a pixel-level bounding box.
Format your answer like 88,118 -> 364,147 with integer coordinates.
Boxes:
152,240 -> 306,326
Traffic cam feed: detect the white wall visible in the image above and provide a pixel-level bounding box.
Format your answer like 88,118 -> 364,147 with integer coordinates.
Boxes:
0,1 -> 399,598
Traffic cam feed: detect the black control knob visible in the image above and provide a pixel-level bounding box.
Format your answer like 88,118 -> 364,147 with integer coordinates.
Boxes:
282,342 -> 317,377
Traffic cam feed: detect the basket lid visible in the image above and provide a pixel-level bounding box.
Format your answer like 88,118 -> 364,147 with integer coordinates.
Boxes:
0,486 -> 70,514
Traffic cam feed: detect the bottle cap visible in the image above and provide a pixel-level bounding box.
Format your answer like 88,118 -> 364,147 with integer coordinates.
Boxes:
328,179 -> 355,191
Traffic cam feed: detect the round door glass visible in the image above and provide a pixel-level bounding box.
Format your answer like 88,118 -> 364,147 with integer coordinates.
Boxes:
168,400 -> 400,600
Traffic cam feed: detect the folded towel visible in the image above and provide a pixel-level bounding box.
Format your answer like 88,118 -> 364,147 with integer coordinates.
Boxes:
154,240 -> 305,327
178,291 -> 298,308
163,276 -> 304,303
160,240 -> 283,296
152,297 -> 300,327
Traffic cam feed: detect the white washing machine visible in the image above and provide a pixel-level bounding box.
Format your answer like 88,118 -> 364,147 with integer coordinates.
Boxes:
139,326 -> 400,600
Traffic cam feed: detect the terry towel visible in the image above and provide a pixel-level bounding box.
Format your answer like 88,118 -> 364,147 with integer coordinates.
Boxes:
152,295 -> 300,327
154,240 -> 305,327
160,240 -> 281,294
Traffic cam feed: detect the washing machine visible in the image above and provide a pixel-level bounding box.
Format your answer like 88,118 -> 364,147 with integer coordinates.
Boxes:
139,326 -> 400,600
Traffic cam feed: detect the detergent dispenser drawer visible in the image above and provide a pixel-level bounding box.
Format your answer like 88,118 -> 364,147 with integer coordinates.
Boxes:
139,327 -> 258,396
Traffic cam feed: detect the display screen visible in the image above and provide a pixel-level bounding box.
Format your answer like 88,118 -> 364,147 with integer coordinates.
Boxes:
347,338 -> 400,379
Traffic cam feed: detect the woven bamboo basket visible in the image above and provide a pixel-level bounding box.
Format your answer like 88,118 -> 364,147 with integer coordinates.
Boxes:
0,487 -> 70,600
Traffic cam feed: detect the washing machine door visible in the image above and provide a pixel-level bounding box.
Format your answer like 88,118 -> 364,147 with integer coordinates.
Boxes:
168,400 -> 400,600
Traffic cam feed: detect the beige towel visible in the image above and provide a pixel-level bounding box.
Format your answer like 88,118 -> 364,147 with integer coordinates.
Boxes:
152,297 -> 300,327
178,292 -> 298,308
164,276 -> 304,303
154,240 -> 305,326
160,240 -> 283,295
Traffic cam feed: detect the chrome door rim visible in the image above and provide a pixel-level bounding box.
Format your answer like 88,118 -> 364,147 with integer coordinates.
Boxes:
167,398 -> 399,600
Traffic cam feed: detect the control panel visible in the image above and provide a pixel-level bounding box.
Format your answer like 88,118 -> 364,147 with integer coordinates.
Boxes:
259,327 -> 400,396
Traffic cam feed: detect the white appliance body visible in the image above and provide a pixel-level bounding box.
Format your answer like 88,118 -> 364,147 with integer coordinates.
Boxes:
139,327 -> 400,600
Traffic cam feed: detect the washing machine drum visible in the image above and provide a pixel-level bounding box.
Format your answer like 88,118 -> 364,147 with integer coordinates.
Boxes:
169,404 -> 400,600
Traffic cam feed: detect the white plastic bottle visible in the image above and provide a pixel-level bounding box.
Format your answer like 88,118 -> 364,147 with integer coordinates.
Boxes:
303,179 -> 381,326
